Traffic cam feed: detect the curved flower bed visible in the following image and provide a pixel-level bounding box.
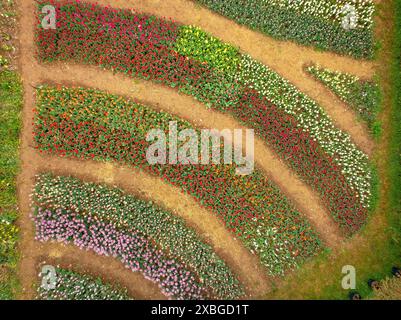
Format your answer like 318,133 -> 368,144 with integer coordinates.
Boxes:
33,206 -> 206,300
35,1 -> 372,234
34,173 -> 244,299
37,266 -> 132,300
306,64 -> 381,133
193,0 -> 375,58
34,86 -> 322,275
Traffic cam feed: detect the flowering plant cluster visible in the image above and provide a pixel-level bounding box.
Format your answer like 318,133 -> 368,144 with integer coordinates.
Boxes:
307,64 -> 381,133
34,86 -> 322,275
232,87 -> 368,234
34,173 -> 244,299
32,206 -> 206,300
35,1 -> 372,235
162,25 -> 372,231
194,0 -> 375,58
37,0 -> 242,110
175,25 -> 240,74
169,24 -> 373,211
37,266 -> 132,300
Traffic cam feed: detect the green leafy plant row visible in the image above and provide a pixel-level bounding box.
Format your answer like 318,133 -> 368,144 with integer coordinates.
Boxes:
193,0 -> 375,58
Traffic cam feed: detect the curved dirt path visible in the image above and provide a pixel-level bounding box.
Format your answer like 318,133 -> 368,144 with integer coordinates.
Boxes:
84,0 -> 374,156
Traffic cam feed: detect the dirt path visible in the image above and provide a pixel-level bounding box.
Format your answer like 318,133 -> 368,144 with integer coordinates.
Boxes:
85,0 -> 374,156
15,0 -> 167,300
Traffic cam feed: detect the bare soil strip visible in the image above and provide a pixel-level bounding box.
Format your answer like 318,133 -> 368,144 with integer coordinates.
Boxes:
84,0 -> 375,155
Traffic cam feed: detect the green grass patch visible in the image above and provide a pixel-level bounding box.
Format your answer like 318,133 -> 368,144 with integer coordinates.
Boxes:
0,70 -> 22,300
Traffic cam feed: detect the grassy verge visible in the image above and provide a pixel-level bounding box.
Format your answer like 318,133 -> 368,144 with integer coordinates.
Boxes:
0,70 -> 22,299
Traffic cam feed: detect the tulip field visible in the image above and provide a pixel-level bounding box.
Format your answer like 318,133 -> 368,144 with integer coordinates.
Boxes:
33,87 -> 322,277
35,0 -> 373,236
4,0 -> 401,303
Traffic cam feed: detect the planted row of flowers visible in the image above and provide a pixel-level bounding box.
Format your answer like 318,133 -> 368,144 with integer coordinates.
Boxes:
36,1 -> 372,234
37,265 -> 132,300
33,206 -> 206,300
193,0 -> 375,58
34,173 -> 244,299
264,0 -> 374,29
306,64 -> 381,134
34,86 -> 322,275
